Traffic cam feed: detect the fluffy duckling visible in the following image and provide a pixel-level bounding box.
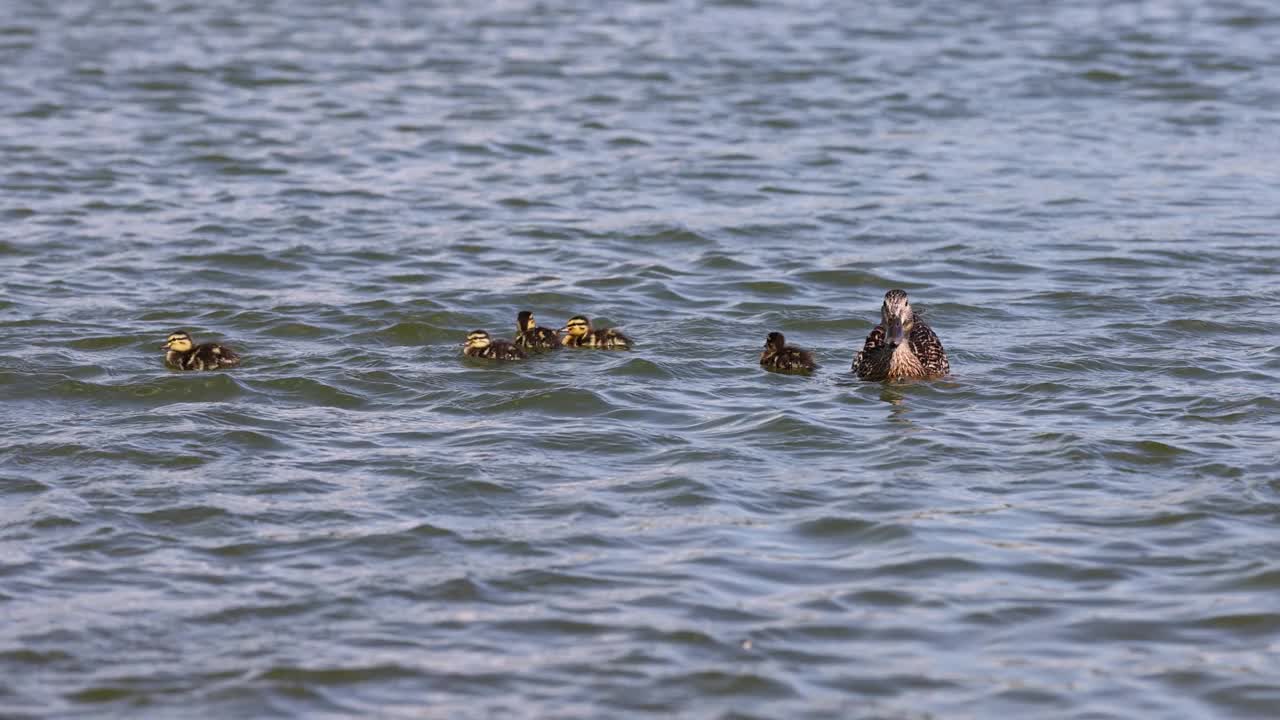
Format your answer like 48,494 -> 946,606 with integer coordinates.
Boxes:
852,289 -> 950,381
161,330 -> 241,371
513,311 -> 560,352
559,315 -> 633,350
760,332 -> 816,374
462,330 -> 526,361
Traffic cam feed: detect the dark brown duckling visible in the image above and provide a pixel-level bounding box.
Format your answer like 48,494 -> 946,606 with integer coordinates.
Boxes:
760,332 -> 816,374
559,315 -> 632,350
161,330 -> 241,371
462,329 -> 526,361
513,311 -> 560,353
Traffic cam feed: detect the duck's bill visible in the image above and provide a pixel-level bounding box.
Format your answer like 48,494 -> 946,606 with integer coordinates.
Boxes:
887,320 -> 906,347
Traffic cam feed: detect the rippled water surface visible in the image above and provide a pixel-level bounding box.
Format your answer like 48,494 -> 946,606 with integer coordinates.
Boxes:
4,1 -> 1280,717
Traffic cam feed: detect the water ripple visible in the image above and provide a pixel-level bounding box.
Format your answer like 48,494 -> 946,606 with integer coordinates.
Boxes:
3,0 -> 1280,718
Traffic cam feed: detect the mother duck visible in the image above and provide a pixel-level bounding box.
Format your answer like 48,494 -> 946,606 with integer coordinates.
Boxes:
852,289 -> 950,381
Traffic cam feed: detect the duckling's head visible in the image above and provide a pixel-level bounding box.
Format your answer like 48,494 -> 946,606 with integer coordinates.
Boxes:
162,330 -> 193,352
562,315 -> 591,338
464,330 -> 492,351
517,310 -> 536,333
764,332 -> 787,352
880,289 -> 914,348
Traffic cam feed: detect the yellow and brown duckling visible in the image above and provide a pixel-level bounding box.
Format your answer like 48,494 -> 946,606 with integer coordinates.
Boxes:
760,332 -> 817,374
462,329 -> 527,361
559,315 -> 633,350
513,311 -> 560,353
161,330 -> 242,371
852,289 -> 950,381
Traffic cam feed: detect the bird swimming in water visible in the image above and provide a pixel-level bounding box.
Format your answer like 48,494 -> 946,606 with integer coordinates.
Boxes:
462,329 -> 526,361
560,315 -> 632,350
759,332 -> 816,374
513,311 -> 560,353
161,330 -> 242,371
852,289 -> 950,381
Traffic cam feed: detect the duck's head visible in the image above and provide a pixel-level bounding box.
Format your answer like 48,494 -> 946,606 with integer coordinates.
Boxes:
561,315 -> 591,338
464,330 -> 492,351
880,289 -> 914,348
517,310 -> 536,333
764,332 -> 787,352
162,330 -> 193,352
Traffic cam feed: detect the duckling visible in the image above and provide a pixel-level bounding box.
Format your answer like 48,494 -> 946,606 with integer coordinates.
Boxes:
559,315 -> 633,350
462,329 -> 526,361
513,310 -> 560,352
852,289 -> 950,381
161,330 -> 241,371
760,332 -> 816,374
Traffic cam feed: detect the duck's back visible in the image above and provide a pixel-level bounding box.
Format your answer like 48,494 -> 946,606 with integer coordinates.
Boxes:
169,343 -> 240,371
571,328 -> 631,349
515,327 -> 560,351
762,347 -> 815,373
594,328 -> 632,349
478,341 -> 527,360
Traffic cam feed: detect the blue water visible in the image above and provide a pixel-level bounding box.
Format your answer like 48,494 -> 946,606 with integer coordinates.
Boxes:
3,1 -> 1280,717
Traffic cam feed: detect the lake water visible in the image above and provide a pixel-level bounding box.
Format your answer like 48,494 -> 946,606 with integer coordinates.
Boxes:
3,1 -> 1280,717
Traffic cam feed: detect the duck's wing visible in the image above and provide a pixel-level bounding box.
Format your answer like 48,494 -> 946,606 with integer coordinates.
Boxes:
598,328 -> 632,349
535,327 -> 561,348
503,342 -> 528,360
211,343 -> 241,368
783,348 -> 816,371
909,322 -> 949,376
852,324 -> 886,371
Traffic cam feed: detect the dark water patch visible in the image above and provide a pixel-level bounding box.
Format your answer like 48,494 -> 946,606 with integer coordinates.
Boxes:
135,505 -> 230,528
1101,439 -> 1194,468
335,522 -> 460,560
172,251 -> 306,273
789,516 -> 912,545
602,357 -> 676,380
373,320 -> 462,346
723,280 -> 798,298
791,268 -> 896,289
257,663 -> 422,685
658,669 -> 798,700
1,476 -> 50,494
66,334 -> 146,350
66,685 -> 140,704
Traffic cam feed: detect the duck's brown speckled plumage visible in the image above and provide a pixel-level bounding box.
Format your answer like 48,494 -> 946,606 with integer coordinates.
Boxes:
760,332 -> 816,374
463,330 -> 526,361
852,289 -> 950,381
560,315 -> 632,350
162,330 -> 241,371
513,311 -> 560,353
